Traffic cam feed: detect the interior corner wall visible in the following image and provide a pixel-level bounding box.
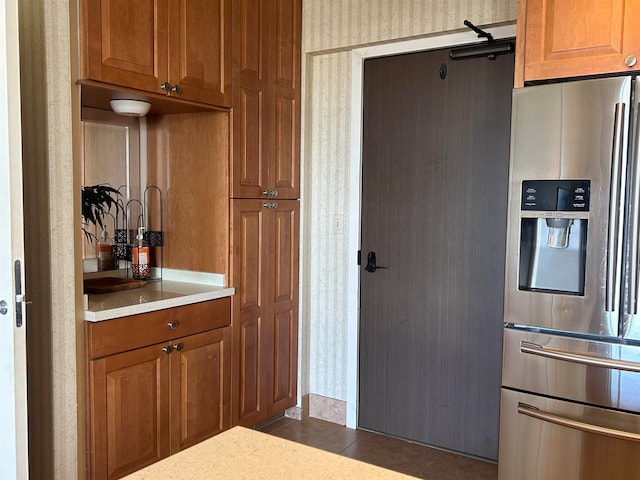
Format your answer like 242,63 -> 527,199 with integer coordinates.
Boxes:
299,0 -> 517,408
20,0 -> 79,477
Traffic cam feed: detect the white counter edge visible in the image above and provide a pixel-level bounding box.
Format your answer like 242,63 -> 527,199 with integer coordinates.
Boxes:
84,286 -> 235,322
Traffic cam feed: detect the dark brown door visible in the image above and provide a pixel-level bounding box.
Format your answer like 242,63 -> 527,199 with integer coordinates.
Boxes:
358,46 -> 514,460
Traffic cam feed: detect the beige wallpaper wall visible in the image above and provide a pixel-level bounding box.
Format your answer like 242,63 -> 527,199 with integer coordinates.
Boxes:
300,0 -> 517,406
20,0 -> 80,477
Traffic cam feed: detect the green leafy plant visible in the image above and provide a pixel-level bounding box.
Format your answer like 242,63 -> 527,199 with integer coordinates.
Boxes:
81,184 -> 123,241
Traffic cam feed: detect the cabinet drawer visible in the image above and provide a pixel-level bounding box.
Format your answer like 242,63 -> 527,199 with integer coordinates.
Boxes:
87,297 -> 231,359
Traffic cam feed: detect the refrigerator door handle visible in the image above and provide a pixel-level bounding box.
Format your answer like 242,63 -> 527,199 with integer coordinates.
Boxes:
517,402 -> 640,442
627,104 -> 640,316
521,341 -> 640,372
607,103 -> 627,312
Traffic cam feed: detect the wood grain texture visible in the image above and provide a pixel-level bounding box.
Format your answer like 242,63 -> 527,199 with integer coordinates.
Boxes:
170,0 -> 231,106
524,0 -> 640,81
81,0 -> 230,106
170,327 -> 231,452
81,0 -> 168,93
87,299 -> 231,479
86,298 -> 231,359
269,0 -> 301,199
514,0 -> 527,88
267,201 -> 299,415
358,47 -> 513,460
230,199 -> 269,426
146,111 -> 229,275
230,199 -> 299,424
231,0 -> 300,199
89,344 -> 170,480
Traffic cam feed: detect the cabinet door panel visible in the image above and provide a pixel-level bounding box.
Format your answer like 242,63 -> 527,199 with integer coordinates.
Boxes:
524,0 -> 640,80
89,345 -> 170,480
83,0 -> 168,93
272,93 -> 299,198
231,200 -> 270,425
232,0 -> 270,198
268,309 -> 298,414
170,328 -> 231,451
269,0 -> 301,198
170,0 -> 231,106
233,315 -> 268,425
232,86 -> 268,197
271,0 -> 300,90
233,0 -> 268,83
268,200 -> 299,414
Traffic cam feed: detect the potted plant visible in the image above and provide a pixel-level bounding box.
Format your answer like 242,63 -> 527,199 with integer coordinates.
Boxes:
81,184 -> 122,241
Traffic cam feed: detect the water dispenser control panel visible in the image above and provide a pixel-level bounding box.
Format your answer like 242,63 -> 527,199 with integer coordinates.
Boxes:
521,180 -> 590,212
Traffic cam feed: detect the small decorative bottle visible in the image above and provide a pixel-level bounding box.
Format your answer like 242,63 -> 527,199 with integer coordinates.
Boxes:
132,226 -> 150,280
96,228 -> 115,271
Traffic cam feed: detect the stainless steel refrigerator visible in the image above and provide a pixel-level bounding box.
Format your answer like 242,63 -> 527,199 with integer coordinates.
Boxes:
499,76 -> 640,480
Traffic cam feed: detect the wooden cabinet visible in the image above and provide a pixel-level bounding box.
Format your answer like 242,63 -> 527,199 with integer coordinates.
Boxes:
517,0 -> 640,85
86,298 -> 231,480
231,0 -> 301,199
230,199 -> 299,426
230,0 -> 301,427
81,0 -> 231,107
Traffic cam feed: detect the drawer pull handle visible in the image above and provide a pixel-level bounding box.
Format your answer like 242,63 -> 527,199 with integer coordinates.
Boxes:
520,341 -> 640,372
162,345 -> 173,354
518,402 -> 640,442
173,342 -> 184,351
167,321 -> 179,330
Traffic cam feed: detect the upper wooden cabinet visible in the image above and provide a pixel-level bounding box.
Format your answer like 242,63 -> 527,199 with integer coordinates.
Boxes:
231,0 -> 301,199
81,0 -> 231,107
517,0 -> 640,84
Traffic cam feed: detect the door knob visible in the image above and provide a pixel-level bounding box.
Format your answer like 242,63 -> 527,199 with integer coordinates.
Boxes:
365,251 -> 388,272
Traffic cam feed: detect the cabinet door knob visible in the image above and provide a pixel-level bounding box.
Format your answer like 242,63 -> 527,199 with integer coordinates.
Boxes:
167,320 -> 179,329
173,342 -> 184,351
625,55 -> 637,67
162,345 -> 173,354
263,189 -> 270,197
171,84 -> 183,95
161,81 -> 172,92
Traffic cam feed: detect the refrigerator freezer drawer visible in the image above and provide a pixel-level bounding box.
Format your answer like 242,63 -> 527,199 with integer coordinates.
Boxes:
502,328 -> 640,412
499,388 -> 640,480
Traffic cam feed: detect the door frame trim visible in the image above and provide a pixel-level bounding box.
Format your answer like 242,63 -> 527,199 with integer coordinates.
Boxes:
346,23 -> 516,428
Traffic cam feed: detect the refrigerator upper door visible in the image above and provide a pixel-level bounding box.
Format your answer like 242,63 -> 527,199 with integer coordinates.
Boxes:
504,76 -> 631,337
622,77 -> 640,341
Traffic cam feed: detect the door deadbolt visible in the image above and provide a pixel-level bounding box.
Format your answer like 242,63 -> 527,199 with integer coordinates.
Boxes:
0,300 -> 7,315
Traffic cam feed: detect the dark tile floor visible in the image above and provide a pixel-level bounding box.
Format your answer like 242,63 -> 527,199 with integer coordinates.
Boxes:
259,416 -> 497,480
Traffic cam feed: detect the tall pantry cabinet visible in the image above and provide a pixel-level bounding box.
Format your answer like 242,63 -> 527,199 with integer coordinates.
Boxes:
230,0 -> 301,427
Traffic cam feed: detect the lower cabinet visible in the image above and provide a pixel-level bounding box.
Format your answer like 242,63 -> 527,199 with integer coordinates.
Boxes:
86,298 -> 231,480
230,199 -> 299,426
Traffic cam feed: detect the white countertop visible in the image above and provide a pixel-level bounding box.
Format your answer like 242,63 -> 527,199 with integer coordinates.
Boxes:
83,269 -> 234,321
